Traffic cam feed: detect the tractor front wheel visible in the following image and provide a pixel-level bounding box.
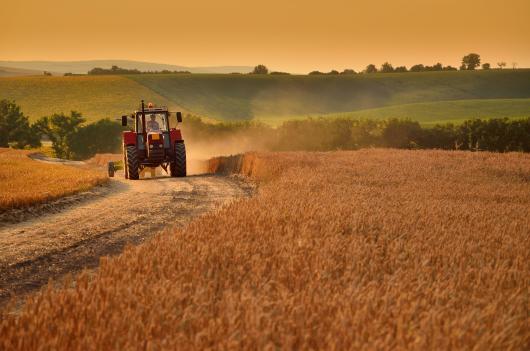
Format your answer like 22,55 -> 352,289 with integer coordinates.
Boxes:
126,146 -> 139,180
170,142 -> 186,177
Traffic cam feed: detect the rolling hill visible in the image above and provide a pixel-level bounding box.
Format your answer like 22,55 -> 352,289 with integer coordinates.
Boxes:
274,98 -> 530,126
0,60 -> 253,75
0,75 -> 178,121
0,66 -> 46,77
0,70 -> 529,124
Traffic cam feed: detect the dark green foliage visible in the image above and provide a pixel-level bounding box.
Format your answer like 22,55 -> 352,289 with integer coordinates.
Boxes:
0,99 -> 41,148
35,111 -> 86,159
36,112 -> 123,159
380,62 -> 394,73
340,69 -> 356,75
181,116 -> 530,153
365,64 -> 378,73
89,66 -> 140,75
455,118 -> 530,152
410,64 -> 425,72
88,65 -> 190,75
420,124 -> 457,149
409,63 -> 454,72
462,53 -> 481,70
251,65 -> 269,74
69,119 -> 123,159
381,119 -> 423,148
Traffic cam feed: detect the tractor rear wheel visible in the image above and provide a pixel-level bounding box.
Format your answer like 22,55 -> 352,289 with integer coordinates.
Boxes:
126,146 -> 139,180
170,142 -> 186,177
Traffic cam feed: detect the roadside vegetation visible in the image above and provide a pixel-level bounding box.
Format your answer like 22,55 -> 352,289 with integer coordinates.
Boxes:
0,149 -> 107,211
182,115 -> 530,153
2,100 -> 529,161
2,150 -> 528,349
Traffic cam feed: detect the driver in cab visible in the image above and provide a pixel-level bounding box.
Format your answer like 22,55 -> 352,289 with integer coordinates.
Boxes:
146,114 -> 160,132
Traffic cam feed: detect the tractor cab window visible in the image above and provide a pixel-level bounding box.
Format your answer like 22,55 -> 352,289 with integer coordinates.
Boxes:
140,112 -> 168,133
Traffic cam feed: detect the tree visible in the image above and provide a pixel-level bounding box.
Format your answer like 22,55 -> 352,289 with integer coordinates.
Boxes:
512,62 -> 518,69
443,65 -> 457,71
497,62 -> 506,69
482,63 -> 491,70
431,63 -> 443,71
69,119 -> 123,159
308,71 -> 324,75
410,64 -> 424,72
394,66 -> 407,72
328,70 -> 339,75
382,119 -> 423,148
380,62 -> 394,73
36,111 -> 86,159
252,65 -> 269,74
0,100 -> 41,148
365,64 -> 377,73
461,53 -> 481,70
340,69 -> 356,75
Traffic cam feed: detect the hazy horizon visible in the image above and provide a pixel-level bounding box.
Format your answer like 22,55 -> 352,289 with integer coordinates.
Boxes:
2,0 -> 529,73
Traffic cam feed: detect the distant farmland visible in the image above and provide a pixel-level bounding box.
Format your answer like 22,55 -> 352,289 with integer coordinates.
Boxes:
0,70 -> 529,124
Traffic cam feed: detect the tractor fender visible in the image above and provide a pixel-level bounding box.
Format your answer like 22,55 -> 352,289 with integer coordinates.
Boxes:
123,131 -> 136,146
170,129 -> 183,145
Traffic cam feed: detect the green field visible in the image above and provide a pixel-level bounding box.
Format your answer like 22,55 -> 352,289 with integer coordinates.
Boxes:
0,75 -> 178,122
0,70 -> 529,124
260,98 -> 530,126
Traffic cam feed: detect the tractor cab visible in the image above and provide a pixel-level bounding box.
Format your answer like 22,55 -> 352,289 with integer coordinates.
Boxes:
119,100 -> 186,180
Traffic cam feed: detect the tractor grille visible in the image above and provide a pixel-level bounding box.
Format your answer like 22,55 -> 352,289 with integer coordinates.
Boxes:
148,148 -> 165,162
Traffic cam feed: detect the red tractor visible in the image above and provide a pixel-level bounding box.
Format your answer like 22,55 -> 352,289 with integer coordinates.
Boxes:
119,100 -> 186,180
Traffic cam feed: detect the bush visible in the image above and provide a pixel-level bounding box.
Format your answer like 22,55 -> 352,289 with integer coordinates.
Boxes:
0,100 -> 41,149
69,119 -> 124,159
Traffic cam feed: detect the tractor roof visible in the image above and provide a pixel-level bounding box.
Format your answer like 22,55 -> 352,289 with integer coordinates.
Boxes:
136,107 -> 169,113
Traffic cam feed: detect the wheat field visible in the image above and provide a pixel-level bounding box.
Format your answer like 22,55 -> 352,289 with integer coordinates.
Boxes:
1,149 -> 529,350
0,149 -> 107,210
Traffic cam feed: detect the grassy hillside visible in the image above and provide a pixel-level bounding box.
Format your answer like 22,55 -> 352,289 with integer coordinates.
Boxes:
0,60 -> 253,74
0,70 -> 529,123
129,70 -> 530,120
264,98 -> 530,126
0,66 -> 45,77
0,75 -> 178,122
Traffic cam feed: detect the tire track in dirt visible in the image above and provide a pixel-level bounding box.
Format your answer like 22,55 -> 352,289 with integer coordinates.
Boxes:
0,173 -> 252,306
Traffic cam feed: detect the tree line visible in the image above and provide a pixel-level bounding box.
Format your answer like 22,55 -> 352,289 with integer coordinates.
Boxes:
1,100 -> 528,160
0,100 -> 122,159
251,53 -> 519,76
182,115 -> 530,153
86,65 -> 191,75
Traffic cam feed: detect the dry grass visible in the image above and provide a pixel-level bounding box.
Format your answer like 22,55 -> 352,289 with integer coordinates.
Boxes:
1,149 -> 529,350
0,148 -> 107,211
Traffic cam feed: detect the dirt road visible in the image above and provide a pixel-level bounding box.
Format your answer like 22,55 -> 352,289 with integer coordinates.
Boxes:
0,173 -> 250,306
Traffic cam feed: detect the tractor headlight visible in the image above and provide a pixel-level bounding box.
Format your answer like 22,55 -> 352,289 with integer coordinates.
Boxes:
159,144 -> 163,148
149,144 -> 154,149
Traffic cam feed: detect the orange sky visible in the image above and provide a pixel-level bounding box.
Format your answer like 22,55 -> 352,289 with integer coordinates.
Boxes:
1,0 -> 529,72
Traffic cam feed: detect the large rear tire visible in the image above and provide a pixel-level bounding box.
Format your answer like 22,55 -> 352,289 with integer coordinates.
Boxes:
170,142 -> 186,177
126,146 -> 139,180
